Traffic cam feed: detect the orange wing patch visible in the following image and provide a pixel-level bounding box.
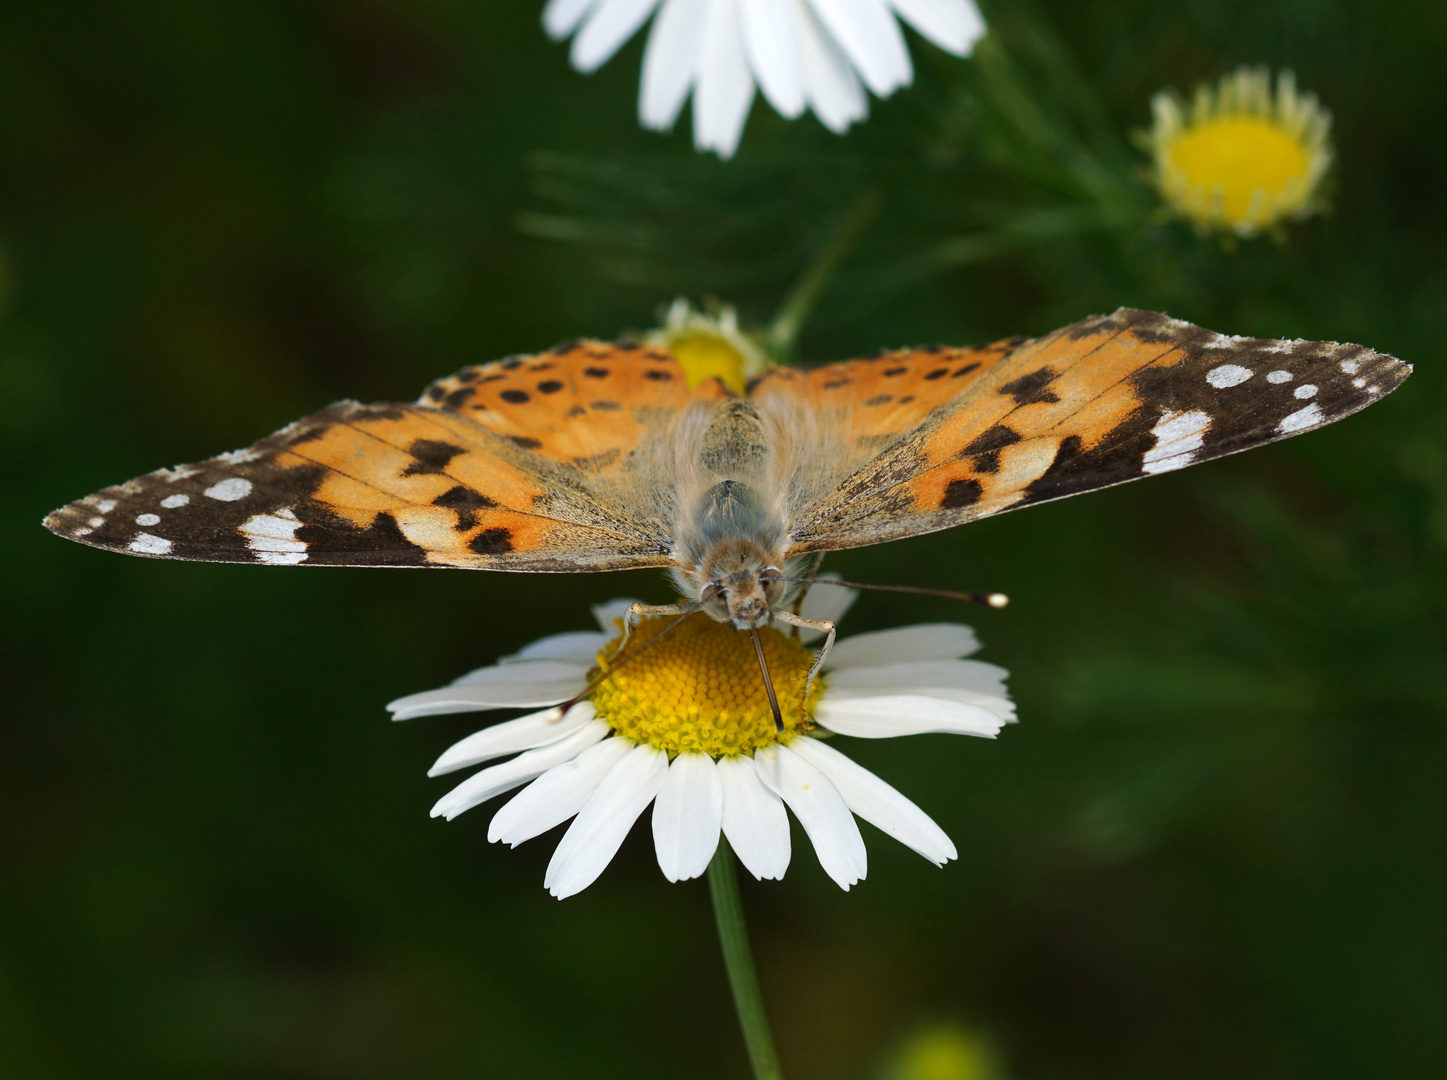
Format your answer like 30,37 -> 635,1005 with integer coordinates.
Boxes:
421,341 -> 730,475
749,337 -> 1020,451
787,309 -> 1410,552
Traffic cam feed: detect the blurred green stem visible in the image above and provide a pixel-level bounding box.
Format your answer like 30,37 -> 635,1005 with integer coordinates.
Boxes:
708,846 -> 783,1080
767,188 -> 882,361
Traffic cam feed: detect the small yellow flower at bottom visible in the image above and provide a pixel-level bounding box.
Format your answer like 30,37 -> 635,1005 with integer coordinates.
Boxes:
1145,66 -> 1333,238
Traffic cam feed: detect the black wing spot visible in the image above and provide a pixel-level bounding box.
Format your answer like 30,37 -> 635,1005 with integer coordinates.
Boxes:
479,373 -> 506,384
822,378 -> 851,389
456,369 -> 480,383
898,395 -> 915,404
528,362 -> 555,372
940,478 -> 983,509
584,367 -> 610,379
445,387 -> 475,408
469,527 -> 514,555
924,368 -> 949,380
999,367 -> 1060,404
865,394 -> 893,406
500,389 -> 531,404
501,357 -> 525,370
565,404 -> 586,418
883,367 -> 908,377
425,384 -> 446,402
951,363 -> 981,378
961,425 -> 1021,473
644,369 -> 674,382
537,380 -> 564,394
433,485 -> 498,531
509,435 -> 543,450
589,400 -> 621,412
402,440 -> 466,476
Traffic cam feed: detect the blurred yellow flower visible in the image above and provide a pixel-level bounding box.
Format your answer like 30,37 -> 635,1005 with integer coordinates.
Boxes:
647,298 -> 767,394
1146,66 -> 1332,237
880,1023 -> 1003,1080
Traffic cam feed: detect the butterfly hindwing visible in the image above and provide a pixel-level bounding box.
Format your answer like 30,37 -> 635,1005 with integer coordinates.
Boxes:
783,308 -> 1410,553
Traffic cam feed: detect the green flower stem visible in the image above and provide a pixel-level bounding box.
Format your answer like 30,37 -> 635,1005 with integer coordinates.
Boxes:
708,845 -> 784,1080
767,187 -> 882,362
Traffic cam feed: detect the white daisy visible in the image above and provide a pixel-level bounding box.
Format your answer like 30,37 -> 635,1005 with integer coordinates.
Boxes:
390,585 -> 1014,899
542,0 -> 988,158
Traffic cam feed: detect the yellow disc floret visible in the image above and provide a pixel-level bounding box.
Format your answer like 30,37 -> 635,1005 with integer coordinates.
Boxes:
590,614 -> 821,757
1146,67 -> 1332,237
645,298 -> 767,395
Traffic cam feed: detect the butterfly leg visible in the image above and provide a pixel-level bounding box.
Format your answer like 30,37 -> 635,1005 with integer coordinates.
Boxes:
621,602 -> 698,651
772,609 -> 836,700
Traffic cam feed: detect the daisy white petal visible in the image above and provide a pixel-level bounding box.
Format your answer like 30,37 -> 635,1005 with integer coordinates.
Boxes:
488,735 -> 633,846
652,752 -> 724,881
754,743 -> 866,889
824,623 -> 979,669
694,0 -> 756,158
640,0 -> 707,130
794,0 -> 867,132
887,0 -> 985,56
591,597 -> 643,633
805,0 -> 912,97
544,0 -> 604,40
571,0 -> 662,73
790,736 -> 956,865
429,702 -> 598,778
718,753 -> 790,880
826,659 -> 1014,720
386,678 -> 585,720
450,659 -> 588,687
738,0 -> 806,118
546,742 -> 671,898
431,719 -> 610,821
813,693 -> 1005,738
796,574 -> 859,642
498,631 -> 607,666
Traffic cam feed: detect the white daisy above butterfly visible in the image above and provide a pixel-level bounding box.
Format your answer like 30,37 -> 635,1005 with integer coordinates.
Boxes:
391,587 -> 1014,898
543,0 -> 987,157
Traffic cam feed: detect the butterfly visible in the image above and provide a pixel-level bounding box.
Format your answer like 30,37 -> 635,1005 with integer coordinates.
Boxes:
45,307 -> 1409,671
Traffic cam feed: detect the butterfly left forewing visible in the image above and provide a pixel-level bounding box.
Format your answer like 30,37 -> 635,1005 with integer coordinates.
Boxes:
782,308 -> 1410,553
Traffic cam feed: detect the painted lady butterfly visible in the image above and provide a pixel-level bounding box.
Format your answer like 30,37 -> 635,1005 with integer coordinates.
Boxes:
45,308 -> 1408,649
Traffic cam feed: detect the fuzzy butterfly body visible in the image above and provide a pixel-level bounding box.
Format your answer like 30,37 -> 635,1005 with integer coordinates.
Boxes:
46,309 -> 1409,584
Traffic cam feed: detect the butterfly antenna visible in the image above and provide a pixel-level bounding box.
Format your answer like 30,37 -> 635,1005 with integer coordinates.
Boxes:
549,611 -> 692,720
779,577 -> 1009,609
749,626 -> 785,734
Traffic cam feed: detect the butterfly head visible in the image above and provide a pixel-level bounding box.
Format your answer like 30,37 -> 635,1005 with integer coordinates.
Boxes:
688,541 -> 786,630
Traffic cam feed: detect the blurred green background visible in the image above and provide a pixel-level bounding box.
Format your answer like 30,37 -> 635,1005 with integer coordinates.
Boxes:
3,2 -> 1444,1078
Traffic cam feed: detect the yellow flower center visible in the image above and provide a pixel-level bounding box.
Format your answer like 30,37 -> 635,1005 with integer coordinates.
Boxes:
668,331 -> 751,395
1165,116 -> 1312,224
590,613 -> 820,757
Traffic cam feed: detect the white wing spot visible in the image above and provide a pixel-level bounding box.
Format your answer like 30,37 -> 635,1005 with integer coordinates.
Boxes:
1278,403 -> 1324,434
160,494 -> 190,509
1202,333 -> 1243,350
1206,364 -> 1253,389
88,516 -> 105,528
1142,409 -> 1212,475
1352,377 -> 1366,388
240,508 -> 308,566
135,513 -> 162,526
1294,384 -> 1318,399
96,499 -> 117,513
1266,370 -> 1293,384
1263,340 -> 1298,354
1340,358 -> 1361,374
204,477 -> 253,502
128,532 -> 173,555
218,447 -> 264,465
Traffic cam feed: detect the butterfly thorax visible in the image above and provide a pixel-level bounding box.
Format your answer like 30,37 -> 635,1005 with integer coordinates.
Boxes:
672,401 -> 788,629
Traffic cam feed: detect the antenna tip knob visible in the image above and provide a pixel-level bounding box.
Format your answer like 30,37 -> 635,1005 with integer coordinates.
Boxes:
985,592 -> 1010,609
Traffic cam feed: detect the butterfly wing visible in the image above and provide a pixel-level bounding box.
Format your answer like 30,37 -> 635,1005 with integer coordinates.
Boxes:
45,343 -> 726,570
762,309 -> 1411,553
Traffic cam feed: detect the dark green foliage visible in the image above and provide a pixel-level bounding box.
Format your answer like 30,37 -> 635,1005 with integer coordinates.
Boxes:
1,1 -> 1442,1077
